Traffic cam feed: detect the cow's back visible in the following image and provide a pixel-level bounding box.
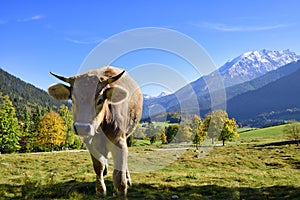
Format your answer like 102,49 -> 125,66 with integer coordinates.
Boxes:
95,66 -> 143,137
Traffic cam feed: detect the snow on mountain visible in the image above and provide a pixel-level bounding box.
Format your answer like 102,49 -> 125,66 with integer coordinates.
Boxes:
142,49 -> 300,120
156,91 -> 170,98
216,49 -> 299,87
143,94 -> 153,100
143,91 -> 170,99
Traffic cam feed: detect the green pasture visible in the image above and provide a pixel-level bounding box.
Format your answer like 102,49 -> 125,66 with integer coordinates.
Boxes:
0,125 -> 299,199
238,124 -> 293,144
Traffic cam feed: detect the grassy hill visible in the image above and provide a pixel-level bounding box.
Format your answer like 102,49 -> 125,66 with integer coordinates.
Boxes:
240,124 -> 287,138
238,124 -> 293,144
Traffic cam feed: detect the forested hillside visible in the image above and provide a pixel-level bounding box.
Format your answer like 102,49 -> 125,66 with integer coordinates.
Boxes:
0,68 -> 64,114
0,69 -> 81,153
227,67 -> 300,126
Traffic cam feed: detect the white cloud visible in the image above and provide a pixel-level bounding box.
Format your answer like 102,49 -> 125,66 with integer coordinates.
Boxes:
194,22 -> 295,32
17,14 -> 45,22
65,37 -> 104,45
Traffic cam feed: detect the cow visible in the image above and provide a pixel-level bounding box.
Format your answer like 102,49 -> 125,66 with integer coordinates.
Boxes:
48,66 -> 143,197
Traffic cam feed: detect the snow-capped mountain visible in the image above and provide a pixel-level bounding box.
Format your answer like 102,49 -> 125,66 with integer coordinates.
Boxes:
142,49 -> 300,120
143,94 -> 153,100
216,49 -> 299,87
156,91 -> 170,98
143,91 -> 170,100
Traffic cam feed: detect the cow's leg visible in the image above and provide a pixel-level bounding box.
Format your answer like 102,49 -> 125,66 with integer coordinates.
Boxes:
111,138 -> 128,197
90,154 -> 107,196
126,166 -> 131,186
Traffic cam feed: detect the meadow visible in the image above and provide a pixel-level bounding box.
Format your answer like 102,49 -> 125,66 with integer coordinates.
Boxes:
0,125 -> 299,200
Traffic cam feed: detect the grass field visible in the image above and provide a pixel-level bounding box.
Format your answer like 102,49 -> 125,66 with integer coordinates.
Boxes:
1,127 -> 300,199
239,124 -> 292,144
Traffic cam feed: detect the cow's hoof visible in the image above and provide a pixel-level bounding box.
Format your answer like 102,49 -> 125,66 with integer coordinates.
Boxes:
95,181 -> 107,197
113,192 -> 127,199
96,190 -> 107,197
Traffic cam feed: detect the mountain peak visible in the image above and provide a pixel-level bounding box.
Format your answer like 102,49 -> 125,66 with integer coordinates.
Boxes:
143,91 -> 170,99
217,49 -> 299,86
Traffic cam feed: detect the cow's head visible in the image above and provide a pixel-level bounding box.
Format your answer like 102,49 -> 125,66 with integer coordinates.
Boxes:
48,69 -> 128,137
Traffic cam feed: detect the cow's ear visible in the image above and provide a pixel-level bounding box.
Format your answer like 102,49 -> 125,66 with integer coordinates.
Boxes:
105,86 -> 128,104
48,83 -> 71,100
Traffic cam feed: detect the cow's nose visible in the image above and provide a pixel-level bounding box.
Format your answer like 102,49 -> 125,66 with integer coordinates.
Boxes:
74,122 -> 95,137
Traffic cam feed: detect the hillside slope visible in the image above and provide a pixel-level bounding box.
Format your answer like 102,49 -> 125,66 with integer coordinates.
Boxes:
0,68 -> 63,113
227,67 -> 300,122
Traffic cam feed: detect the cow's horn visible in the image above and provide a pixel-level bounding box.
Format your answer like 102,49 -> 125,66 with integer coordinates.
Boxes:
107,70 -> 125,84
50,72 -> 72,84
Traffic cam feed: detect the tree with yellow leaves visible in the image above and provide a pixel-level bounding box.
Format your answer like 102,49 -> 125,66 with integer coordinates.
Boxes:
192,114 -> 207,149
218,117 -> 239,146
161,131 -> 167,144
36,111 -> 66,151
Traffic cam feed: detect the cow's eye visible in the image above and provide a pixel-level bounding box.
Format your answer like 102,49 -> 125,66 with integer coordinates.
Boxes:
97,97 -> 104,106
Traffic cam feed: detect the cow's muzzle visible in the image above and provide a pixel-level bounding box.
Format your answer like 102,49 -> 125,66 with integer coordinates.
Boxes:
74,122 -> 95,137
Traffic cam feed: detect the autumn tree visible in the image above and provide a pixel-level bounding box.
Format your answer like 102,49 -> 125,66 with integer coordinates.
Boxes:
203,110 -> 227,144
219,118 -> 239,146
0,93 -> 21,153
176,123 -> 193,143
161,130 -> 167,144
36,111 -> 66,151
192,115 -> 207,149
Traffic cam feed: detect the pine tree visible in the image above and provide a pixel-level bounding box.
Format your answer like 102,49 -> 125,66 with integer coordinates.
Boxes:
0,93 -> 21,153
19,108 -> 32,152
165,124 -> 179,143
36,111 -> 66,151
31,105 -> 43,133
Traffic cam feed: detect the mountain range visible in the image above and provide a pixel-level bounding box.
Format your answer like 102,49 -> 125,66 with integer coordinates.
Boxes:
1,49 -> 300,127
143,49 -> 300,127
215,49 -> 299,87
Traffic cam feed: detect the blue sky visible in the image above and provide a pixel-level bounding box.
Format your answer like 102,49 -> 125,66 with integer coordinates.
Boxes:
1,0 -> 300,96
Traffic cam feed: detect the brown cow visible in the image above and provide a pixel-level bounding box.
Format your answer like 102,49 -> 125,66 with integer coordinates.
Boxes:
48,66 -> 143,197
